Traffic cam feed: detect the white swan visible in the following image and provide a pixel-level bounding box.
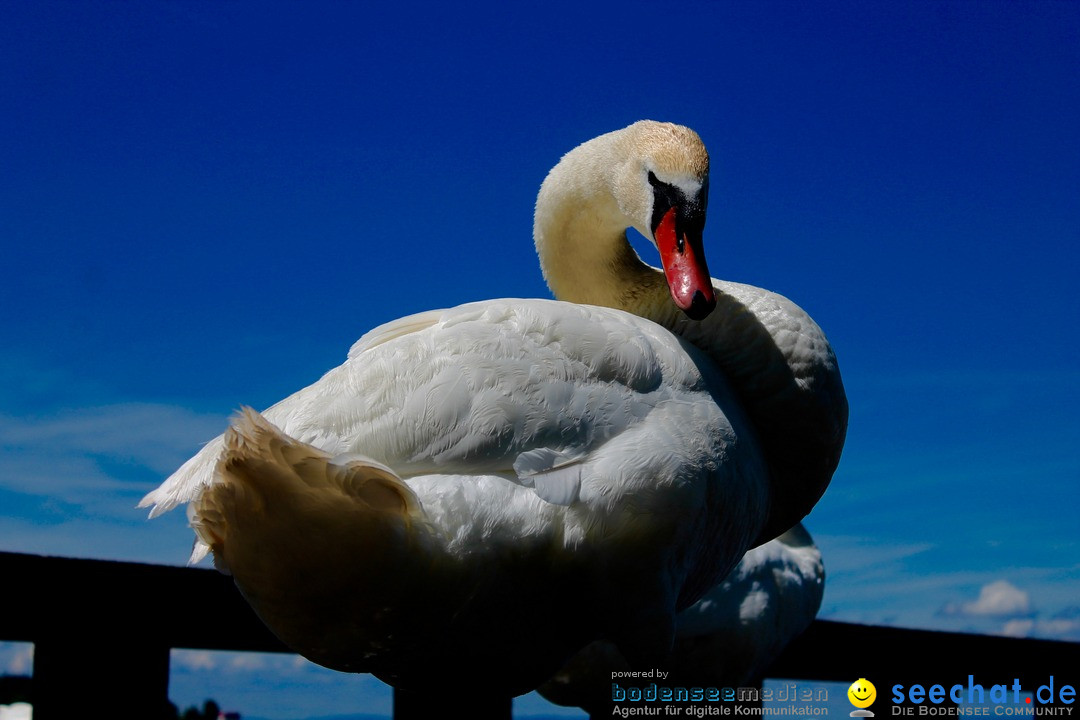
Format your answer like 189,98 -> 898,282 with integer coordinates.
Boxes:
538,524 -> 824,715
141,120 -> 846,694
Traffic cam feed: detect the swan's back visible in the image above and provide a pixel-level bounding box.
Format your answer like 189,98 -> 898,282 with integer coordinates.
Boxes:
144,299 -> 762,523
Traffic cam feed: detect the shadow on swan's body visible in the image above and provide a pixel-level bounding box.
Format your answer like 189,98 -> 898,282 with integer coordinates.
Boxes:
538,523 -> 824,716
140,121 -> 846,695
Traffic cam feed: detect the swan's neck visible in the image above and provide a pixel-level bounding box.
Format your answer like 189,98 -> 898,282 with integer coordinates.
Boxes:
534,131 -> 672,318
536,219 -> 668,314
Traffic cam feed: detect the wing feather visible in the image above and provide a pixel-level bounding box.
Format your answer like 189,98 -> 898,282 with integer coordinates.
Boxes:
143,298 -> 734,516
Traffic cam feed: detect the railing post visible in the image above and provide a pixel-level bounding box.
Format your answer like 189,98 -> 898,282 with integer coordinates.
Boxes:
31,632 -> 171,719
392,686 -> 512,719
2,551 -> 291,718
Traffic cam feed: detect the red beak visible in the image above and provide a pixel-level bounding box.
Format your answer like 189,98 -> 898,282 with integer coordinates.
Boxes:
654,207 -> 716,320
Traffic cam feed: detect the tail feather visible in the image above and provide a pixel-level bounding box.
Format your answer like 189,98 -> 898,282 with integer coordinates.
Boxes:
184,407 -> 449,672
190,407 -> 423,570
138,435 -> 224,520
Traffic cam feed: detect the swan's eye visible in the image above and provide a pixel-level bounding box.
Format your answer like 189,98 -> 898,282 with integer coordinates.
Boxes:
647,170 -> 708,249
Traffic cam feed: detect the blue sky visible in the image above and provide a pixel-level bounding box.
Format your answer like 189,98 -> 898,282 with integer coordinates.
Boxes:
1,1 -> 1078,717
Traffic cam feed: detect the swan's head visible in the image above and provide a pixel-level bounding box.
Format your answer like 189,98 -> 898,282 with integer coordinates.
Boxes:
535,120 -> 717,319
615,121 -> 716,320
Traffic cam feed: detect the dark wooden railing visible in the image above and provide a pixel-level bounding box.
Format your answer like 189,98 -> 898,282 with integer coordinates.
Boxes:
2,551 -> 1078,719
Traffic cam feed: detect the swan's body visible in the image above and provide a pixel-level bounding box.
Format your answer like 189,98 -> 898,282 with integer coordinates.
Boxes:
538,524 -> 824,715
141,121 -> 846,694
181,302 -> 766,692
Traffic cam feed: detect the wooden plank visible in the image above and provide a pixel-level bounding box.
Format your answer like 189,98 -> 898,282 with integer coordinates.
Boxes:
765,619 -> 1080,701
393,687 -> 512,720
0,551 -> 288,653
31,634 -> 170,719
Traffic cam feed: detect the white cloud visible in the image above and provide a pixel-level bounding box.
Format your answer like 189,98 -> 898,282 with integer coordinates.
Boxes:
813,533 -> 943,622
814,539 -> 1077,641
0,403 -> 226,513
1001,616 -> 1080,640
172,649 -> 218,671
1000,618 -> 1035,637
0,511 -> 192,564
171,649 -> 314,676
941,579 -> 1033,618
0,402 -> 224,475
0,402 -> 235,563
227,653 -> 268,671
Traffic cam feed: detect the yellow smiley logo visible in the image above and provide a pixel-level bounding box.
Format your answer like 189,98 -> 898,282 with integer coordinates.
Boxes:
848,678 -> 877,708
